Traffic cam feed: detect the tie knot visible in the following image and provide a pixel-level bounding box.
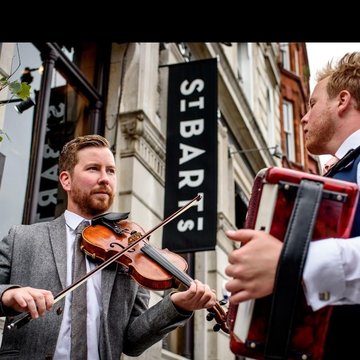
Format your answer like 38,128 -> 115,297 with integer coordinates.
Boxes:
75,220 -> 90,237
323,156 -> 339,174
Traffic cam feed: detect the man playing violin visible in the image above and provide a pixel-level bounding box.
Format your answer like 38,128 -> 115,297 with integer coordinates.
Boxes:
0,134 -> 216,359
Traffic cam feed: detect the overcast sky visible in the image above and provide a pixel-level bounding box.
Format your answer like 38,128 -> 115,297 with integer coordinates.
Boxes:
306,42 -> 360,91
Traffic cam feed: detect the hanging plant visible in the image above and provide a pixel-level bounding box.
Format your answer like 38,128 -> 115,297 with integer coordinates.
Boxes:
0,78 -> 31,142
0,77 -> 31,100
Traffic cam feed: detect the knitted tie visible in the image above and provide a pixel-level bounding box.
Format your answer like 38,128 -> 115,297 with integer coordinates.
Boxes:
70,220 -> 89,360
322,156 -> 339,175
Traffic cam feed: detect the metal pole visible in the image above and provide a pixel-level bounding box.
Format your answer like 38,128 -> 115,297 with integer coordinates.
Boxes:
23,47 -> 59,224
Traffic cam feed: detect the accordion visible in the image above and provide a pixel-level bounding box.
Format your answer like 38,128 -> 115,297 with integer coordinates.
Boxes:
227,167 -> 359,360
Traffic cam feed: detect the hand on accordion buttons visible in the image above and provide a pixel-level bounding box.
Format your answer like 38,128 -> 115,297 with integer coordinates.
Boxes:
224,229 -> 283,304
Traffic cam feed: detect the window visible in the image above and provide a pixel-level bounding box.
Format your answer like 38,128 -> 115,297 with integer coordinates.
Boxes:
283,100 -> 295,161
280,43 -> 290,71
237,43 -> 253,106
266,85 -> 276,149
294,46 -> 300,75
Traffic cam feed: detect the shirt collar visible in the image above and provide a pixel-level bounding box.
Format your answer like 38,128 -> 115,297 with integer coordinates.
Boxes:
335,129 -> 360,159
64,210 -> 91,232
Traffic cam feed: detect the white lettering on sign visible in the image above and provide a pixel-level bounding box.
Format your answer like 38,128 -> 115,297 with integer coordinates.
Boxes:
43,144 -> 60,159
38,188 -> 57,206
48,103 -> 65,118
180,119 -> 204,137
178,170 -> 204,189
37,95 -> 66,222
179,144 -> 205,165
180,79 -> 205,112
177,193 -> 204,231
41,164 -> 58,181
176,78 -> 208,232
180,79 -> 204,95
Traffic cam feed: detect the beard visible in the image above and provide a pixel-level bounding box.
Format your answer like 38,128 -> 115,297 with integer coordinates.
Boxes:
306,128 -> 334,155
305,107 -> 336,155
71,185 -> 115,217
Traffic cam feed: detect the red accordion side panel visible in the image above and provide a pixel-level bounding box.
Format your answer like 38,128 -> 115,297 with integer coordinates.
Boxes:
227,167 -> 359,360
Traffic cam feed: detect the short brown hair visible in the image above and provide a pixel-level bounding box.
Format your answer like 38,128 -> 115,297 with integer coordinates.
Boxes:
59,134 -> 111,174
317,52 -> 360,109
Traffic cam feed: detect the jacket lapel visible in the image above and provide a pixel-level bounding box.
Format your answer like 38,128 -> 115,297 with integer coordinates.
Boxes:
49,214 -> 67,289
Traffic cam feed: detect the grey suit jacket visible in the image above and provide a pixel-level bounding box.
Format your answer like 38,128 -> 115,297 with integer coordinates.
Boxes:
0,215 -> 191,359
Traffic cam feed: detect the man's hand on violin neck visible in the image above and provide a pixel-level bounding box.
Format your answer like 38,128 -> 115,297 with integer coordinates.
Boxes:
1,287 -> 54,318
170,279 -> 217,312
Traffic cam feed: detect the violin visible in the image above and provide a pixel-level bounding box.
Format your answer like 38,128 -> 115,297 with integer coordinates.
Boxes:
8,195 -> 228,333
81,218 -> 229,333
81,219 -> 188,290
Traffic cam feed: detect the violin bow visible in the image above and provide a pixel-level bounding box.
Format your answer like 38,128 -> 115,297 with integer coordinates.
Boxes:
8,194 -> 202,330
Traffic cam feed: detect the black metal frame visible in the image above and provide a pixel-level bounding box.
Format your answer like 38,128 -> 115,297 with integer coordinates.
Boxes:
22,42 -> 111,224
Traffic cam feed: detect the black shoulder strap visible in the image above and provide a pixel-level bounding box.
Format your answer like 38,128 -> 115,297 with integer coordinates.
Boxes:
326,145 -> 360,177
264,179 -> 323,359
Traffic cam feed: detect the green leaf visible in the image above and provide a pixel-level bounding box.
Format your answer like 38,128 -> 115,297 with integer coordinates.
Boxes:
2,79 -> 31,100
16,82 -> 31,100
8,81 -> 21,94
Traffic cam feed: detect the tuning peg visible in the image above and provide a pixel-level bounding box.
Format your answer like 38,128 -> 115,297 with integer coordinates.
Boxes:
213,323 -> 221,332
206,312 -> 215,321
219,298 -> 228,306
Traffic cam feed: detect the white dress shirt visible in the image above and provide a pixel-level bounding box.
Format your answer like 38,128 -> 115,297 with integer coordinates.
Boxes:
53,210 -> 102,360
303,129 -> 360,310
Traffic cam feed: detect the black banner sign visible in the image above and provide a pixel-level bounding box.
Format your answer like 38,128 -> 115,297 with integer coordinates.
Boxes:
163,58 -> 218,253
35,86 -> 67,222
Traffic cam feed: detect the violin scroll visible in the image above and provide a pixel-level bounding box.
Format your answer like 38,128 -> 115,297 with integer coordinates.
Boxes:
206,298 -> 229,333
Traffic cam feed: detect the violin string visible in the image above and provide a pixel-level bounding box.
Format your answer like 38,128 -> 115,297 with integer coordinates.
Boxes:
141,244 -> 193,287
141,244 -> 229,333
